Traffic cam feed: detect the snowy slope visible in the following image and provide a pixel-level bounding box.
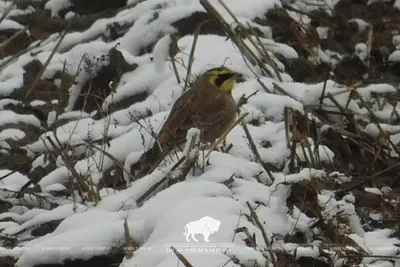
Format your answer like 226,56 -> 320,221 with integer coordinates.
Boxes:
0,0 -> 400,267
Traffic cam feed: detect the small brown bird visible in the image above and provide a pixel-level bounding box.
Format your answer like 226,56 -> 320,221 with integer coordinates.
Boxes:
132,66 -> 240,179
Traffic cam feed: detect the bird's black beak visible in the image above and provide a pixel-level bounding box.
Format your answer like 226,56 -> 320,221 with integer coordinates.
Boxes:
234,72 -> 244,82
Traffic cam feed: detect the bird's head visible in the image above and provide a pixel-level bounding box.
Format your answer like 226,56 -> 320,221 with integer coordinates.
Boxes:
202,66 -> 241,93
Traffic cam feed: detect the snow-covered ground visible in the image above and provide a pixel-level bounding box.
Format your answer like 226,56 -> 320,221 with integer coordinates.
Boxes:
0,0 -> 400,266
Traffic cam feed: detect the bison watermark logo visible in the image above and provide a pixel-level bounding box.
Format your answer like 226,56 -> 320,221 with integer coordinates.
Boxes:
183,216 -> 221,242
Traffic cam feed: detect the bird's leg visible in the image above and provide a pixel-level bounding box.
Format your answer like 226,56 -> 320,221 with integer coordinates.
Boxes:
211,139 -> 226,151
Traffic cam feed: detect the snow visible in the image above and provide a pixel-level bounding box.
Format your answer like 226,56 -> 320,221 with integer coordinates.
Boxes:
64,11 -> 76,19
395,0 -> 400,10
365,188 -> 383,195
389,50 -> 400,62
348,18 -> 371,32
0,170 -> 29,191
0,0 -> 399,266
355,42 -> 368,61
41,183 -> 67,192
45,0 -> 72,17
0,19 -> 23,30
349,229 -> 400,259
30,100 -> 46,106
0,110 -> 41,127
152,34 -> 173,73
0,128 -> 26,141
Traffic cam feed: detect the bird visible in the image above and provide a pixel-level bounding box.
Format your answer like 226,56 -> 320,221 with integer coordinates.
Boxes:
132,66 -> 240,179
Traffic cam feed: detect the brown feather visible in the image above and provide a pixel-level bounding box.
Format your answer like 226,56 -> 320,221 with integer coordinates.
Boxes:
132,69 -> 237,179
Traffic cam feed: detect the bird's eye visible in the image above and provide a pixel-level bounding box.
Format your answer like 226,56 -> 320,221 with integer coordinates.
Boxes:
214,73 -> 234,87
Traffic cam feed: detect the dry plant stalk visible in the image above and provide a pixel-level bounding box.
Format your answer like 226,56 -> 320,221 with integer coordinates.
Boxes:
365,26 -> 373,73
183,21 -> 208,91
245,21 -> 282,82
246,202 -> 278,267
0,40 -> 42,71
0,2 -> 16,26
46,136 -> 100,203
284,107 -> 292,149
25,22 -> 71,99
200,0 -> 273,77
123,219 -> 134,259
169,34 -> 181,84
171,246 -> 195,267
0,26 -> 29,52
239,111 -> 275,183
85,141 -> 136,182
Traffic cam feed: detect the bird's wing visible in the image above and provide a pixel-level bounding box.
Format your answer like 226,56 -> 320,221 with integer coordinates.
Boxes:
195,94 -> 237,142
156,89 -> 198,150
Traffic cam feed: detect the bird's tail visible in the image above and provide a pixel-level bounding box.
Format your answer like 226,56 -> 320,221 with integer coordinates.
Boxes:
132,144 -> 169,179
